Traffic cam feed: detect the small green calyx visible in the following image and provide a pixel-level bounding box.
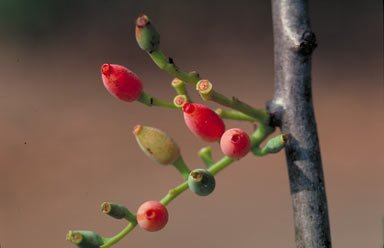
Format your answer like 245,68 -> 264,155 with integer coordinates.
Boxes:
135,14 -> 160,53
66,230 -> 103,248
196,80 -> 213,101
133,125 -> 180,165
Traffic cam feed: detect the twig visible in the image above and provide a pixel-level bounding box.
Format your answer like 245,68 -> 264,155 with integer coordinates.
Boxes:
269,0 -> 331,247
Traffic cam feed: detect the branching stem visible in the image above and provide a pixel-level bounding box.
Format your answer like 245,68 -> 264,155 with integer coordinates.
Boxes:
198,146 -> 214,168
138,92 -> 177,109
216,108 -> 258,122
101,222 -> 137,248
149,50 -> 269,124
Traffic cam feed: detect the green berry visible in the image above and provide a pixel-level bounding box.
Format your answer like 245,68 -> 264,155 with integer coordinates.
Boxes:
188,169 -> 215,196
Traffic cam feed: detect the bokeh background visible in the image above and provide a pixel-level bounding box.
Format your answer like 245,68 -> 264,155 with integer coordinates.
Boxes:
0,0 -> 382,247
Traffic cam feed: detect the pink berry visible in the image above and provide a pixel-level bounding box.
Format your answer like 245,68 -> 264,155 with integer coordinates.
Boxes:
220,128 -> 251,158
101,64 -> 143,102
182,102 -> 225,142
137,201 -> 168,232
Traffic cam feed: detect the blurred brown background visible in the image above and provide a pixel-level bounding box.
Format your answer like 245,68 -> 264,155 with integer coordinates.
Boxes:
0,0 -> 382,247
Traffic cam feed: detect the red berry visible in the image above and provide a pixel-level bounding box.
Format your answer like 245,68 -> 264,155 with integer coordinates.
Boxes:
101,64 -> 143,102
137,201 -> 168,232
220,128 -> 251,158
182,102 -> 225,142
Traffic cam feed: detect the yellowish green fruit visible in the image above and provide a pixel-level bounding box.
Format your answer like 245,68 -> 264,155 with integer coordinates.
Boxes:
133,125 -> 180,165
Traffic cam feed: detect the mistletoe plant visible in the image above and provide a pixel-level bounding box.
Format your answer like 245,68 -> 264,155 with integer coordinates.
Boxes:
66,14 -> 287,248
67,3 -> 331,246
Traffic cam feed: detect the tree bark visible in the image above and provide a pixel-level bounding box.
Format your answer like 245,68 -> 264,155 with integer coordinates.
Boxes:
269,0 -> 332,247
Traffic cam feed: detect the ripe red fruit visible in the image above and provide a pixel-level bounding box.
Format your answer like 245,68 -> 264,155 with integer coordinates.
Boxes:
220,128 -> 251,158
182,102 -> 225,142
101,64 -> 143,102
137,201 -> 168,232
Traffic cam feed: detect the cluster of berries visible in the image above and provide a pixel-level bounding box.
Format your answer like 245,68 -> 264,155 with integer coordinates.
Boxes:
101,63 -> 252,232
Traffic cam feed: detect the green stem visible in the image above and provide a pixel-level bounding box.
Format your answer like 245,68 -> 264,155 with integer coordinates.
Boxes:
172,156 -> 191,180
124,211 -> 137,223
149,50 -> 269,124
101,222 -> 137,248
160,181 -> 189,206
250,124 -> 275,156
198,146 -> 214,169
172,79 -> 192,102
215,108 -> 257,122
252,146 -> 269,156
149,50 -> 201,86
210,91 -> 269,124
250,124 -> 275,147
207,156 -> 234,175
138,92 -> 178,109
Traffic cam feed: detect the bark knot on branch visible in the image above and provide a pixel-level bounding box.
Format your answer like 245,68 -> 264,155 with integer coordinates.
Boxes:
298,31 -> 318,55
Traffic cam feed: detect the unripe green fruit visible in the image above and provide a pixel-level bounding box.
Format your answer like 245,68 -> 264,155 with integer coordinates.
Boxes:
66,230 -> 103,248
135,14 -> 160,53
133,125 -> 180,165
188,169 -> 215,196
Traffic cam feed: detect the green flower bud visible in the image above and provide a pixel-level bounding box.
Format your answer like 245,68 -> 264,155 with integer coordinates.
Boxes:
188,169 -> 216,196
135,14 -> 160,53
133,125 -> 180,165
66,230 -> 103,248
101,202 -> 137,223
265,134 -> 289,153
101,202 -> 127,219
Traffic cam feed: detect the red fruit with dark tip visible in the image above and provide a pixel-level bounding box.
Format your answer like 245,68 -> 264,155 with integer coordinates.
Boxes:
220,128 -> 251,158
137,201 -> 168,232
101,64 -> 143,102
182,102 -> 225,142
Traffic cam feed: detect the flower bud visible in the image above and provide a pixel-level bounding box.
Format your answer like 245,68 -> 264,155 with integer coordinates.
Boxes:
135,14 -> 160,53
182,102 -> 225,142
265,134 -> 289,153
66,230 -> 103,248
133,125 -> 180,165
101,202 -> 129,220
101,64 -> 143,102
